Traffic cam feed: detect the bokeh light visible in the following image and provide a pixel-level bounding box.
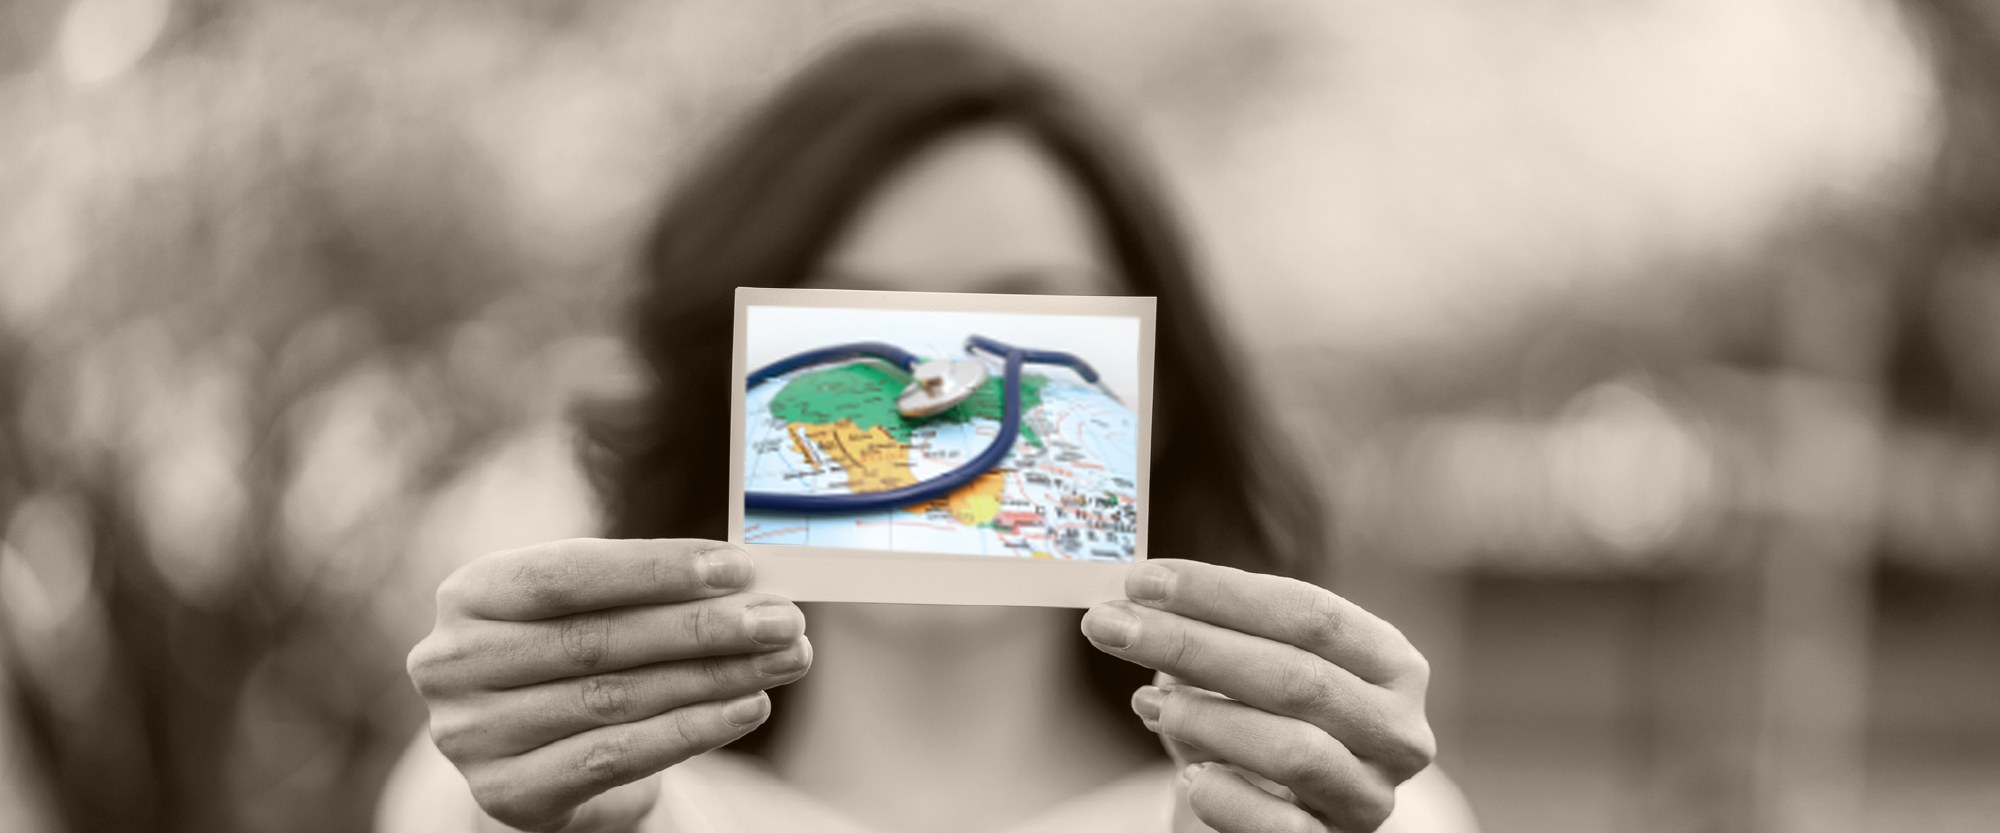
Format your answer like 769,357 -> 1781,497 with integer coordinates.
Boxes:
1,2 -> 1995,833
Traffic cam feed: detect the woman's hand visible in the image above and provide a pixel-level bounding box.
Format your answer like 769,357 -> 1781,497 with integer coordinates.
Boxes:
1082,559 -> 1434,833
406,539 -> 811,832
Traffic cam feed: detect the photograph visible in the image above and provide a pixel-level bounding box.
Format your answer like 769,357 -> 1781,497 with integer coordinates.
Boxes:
4,2 -> 1994,833
738,291 -> 1148,562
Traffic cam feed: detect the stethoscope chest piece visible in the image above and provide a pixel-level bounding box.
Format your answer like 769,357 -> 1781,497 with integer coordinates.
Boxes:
896,358 -> 989,418
746,335 -> 1102,514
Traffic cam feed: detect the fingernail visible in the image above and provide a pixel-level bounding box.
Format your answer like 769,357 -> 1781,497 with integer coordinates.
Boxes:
1179,762 -> 1205,789
700,548 -> 751,588
745,604 -> 804,645
753,644 -> 809,676
722,693 -> 769,726
1083,605 -> 1140,649
1128,562 -> 1175,603
1131,685 -> 1164,722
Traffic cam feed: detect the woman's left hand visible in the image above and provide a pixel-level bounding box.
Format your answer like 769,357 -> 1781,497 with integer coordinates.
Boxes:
1083,559 -> 1435,833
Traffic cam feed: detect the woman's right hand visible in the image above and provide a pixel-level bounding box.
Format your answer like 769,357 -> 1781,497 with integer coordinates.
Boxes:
406,538 -> 811,832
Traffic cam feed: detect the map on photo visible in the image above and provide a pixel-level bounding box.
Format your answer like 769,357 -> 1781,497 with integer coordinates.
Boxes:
742,328 -> 1140,562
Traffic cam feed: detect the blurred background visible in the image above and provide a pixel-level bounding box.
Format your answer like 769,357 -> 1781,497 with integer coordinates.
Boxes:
0,0 -> 1994,831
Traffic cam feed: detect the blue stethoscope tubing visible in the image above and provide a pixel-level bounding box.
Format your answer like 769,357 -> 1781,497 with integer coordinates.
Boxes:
744,335 -> 1103,514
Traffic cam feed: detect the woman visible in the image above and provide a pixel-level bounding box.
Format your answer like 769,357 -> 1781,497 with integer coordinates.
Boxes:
389,22 -> 1472,833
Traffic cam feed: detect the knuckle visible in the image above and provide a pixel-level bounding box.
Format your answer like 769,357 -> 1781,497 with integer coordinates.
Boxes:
579,673 -> 638,722
1398,642 -> 1433,684
404,639 -> 439,689
510,554 -> 580,613
426,710 -> 476,759
1159,626 -> 1201,671
1413,719 -> 1439,764
1372,619 -> 1428,684
1275,726 -> 1339,785
405,635 -> 465,697
445,549 -> 519,607
1274,659 -> 1337,716
558,613 -> 612,670
1291,585 -> 1344,648
685,601 -> 729,648
1349,695 -> 1402,754
702,655 -> 739,693
1348,787 -> 1397,832
434,569 -> 470,611
1387,722 -> 1438,780
651,546 -> 697,594
660,709 -> 707,755
650,550 -> 672,594
577,733 -> 636,788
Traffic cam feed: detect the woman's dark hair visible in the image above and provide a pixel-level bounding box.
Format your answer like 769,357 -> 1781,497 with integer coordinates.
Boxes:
581,21 -> 1325,756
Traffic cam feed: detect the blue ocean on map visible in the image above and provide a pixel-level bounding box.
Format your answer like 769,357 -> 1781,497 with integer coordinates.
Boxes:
742,316 -> 1140,562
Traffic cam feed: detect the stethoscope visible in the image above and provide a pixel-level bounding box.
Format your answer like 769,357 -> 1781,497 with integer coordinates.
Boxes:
745,335 -> 1112,514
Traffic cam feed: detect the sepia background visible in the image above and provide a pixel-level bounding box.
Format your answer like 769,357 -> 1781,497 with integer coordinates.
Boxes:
1,1 -> 1995,831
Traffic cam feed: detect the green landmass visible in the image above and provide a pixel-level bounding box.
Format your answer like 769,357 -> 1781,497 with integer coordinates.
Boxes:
767,360 -> 1047,447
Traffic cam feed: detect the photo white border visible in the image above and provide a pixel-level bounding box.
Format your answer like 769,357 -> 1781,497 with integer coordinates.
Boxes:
729,287 -> 1156,608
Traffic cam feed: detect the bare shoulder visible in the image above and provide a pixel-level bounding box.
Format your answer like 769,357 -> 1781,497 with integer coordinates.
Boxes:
1380,766 -> 1481,833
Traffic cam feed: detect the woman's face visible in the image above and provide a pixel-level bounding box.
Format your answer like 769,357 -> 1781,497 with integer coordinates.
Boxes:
807,124 -> 1123,297
800,124 -> 1119,639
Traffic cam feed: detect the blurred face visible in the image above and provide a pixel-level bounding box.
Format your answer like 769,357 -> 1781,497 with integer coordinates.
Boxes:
802,124 -> 1118,639
809,124 -> 1123,297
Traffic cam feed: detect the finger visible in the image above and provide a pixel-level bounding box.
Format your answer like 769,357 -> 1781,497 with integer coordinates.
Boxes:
434,638 -> 813,760
1139,685 -> 1394,832
1084,602 -> 1431,773
1150,672 -> 1218,765
1183,763 -> 1324,833
1124,560 -> 1425,686
443,539 -> 754,621
465,692 -> 772,832
429,594 -> 805,690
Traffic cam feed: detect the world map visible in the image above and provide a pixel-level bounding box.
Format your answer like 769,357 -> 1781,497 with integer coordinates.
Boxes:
742,342 -> 1139,561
